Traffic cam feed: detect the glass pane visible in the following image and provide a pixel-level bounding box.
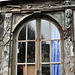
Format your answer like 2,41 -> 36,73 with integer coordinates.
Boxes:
42,64 -> 50,75
52,64 -> 61,75
18,25 -> 26,40
27,42 -> 35,63
41,20 -> 50,40
51,23 -> 60,39
27,64 -> 35,75
17,42 -> 26,63
41,41 -> 50,62
28,20 -> 36,40
17,65 -> 25,75
51,40 -> 60,62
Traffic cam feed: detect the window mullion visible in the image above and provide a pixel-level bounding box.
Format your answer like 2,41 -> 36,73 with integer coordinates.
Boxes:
50,22 -> 52,75
36,18 -> 41,75
25,24 -> 28,75
35,19 -> 37,75
39,19 -> 42,75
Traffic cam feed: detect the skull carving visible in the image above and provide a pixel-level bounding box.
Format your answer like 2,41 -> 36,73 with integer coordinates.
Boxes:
65,9 -> 72,18
65,9 -> 72,29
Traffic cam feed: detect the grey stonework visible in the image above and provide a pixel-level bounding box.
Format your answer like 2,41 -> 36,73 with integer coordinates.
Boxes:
0,13 -> 12,75
64,37 -> 75,75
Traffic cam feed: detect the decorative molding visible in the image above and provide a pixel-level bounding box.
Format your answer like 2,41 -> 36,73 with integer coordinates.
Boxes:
1,1 -> 75,13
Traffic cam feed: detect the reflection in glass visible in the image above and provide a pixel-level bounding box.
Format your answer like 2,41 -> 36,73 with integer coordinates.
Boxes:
42,41 -> 50,62
17,65 -> 24,75
28,20 -> 36,40
17,42 -> 26,63
27,42 -> 35,63
27,64 -> 35,75
51,23 -> 60,39
18,25 -> 26,40
42,64 -> 50,75
52,64 -> 61,75
51,40 -> 60,62
41,20 -> 50,39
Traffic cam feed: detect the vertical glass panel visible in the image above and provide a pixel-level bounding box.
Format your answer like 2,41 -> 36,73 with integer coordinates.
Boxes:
51,23 -> 60,39
28,20 -> 36,40
51,40 -> 60,62
17,65 -> 24,75
41,41 -> 50,62
27,64 -> 35,75
27,42 -> 35,63
17,42 -> 26,63
52,64 -> 61,75
18,25 -> 26,40
42,64 -> 50,75
41,20 -> 50,40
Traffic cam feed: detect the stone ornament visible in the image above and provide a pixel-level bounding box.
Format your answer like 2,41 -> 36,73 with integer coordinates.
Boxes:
64,1 -> 71,5
65,9 -> 72,29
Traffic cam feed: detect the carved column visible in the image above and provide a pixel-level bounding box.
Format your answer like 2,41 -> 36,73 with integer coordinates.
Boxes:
1,13 -> 12,75
64,8 -> 75,75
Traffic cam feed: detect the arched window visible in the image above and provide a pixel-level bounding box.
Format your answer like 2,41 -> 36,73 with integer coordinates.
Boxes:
16,18 -> 62,75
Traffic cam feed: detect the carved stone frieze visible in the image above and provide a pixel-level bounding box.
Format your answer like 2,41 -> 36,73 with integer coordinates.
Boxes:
0,1 -> 68,13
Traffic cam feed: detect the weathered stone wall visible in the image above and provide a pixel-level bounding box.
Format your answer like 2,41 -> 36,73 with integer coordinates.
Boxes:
64,37 -> 74,75
0,13 -> 12,75
0,42 -> 3,75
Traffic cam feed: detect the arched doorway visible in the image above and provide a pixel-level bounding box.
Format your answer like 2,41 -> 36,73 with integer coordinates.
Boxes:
12,14 -> 64,75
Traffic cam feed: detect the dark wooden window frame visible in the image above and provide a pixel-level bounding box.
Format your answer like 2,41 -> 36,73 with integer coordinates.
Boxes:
12,13 -> 64,75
